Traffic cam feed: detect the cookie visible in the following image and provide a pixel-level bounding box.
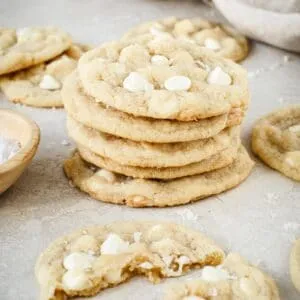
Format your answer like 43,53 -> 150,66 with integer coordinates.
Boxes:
77,139 -> 240,179
0,27 -> 72,75
62,71 -> 244,143
290,239 -> 300,292
0,44 -> 89,108
67,116 -> 240,168
164,253 -> 280,300
35,221 -> 225,300
77,38 -> 249,121
252,105 -> 300,181
122,17 -> 249,62
63,146 -> 254,207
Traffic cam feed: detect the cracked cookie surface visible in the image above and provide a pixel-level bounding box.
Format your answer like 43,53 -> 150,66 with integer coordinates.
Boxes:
35,221 -> 225,300
252,105 -> 300,181
77,38 -> 249,121
0,27 -> 71,75
164,253 -> 280,300
0,44 -> 89,107
63,146 -> 254,207
122,16 -> 249,62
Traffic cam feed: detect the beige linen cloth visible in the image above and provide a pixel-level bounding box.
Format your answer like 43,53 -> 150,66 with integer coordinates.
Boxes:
211,0 -> 300,52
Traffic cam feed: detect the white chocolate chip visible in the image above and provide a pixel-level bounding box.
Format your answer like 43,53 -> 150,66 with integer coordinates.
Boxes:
148,95 -> 180,118
201,266 -> 230,282
150,27 -> 172,39
285,151 -> 300,166
63,252 -> 95,271
100,233 -> 130,255
207,66 -> 232,86
39,74 -> 61,90
133,232 -> 142,243
177,255 -> 191,273
288,124 -> 300,133
151,55 -> 169,65
204,38 -> 221,50
162,255 -> 174,267
16,27 -> 42,42
139,261 -> 154,269
62,269 -> 90,290
95,169 -> 116,183
183,297 -> 205,300
164,76 -> 191,91
239,277 -> 260,296
123,72 -> 153,93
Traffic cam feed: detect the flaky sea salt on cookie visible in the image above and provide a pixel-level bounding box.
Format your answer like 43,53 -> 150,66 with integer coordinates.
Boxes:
35,221 -> 225,299
252,105 -> 300,181
77,38 -> 249,121
0,27 -> 72,75
0,44 -> 89,108
63,146 -> 253,207
122,17 -> 249,62
164,253 -> 280,300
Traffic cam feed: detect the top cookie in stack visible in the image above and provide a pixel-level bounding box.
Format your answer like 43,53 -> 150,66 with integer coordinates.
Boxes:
63,19 -> 254,207
0,27 -> 89,107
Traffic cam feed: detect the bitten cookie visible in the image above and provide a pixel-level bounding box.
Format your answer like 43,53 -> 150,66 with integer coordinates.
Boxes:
62,71 -> 244,143
35,221 -> 225,299
0,44 -> 89,108
290,239 -> 300,292
67,116 -> 240,168
164,253 -> 280,300
0,27 -> 72,75
122,16 -> 249,62
252,105 -> 300,181
77,38 -> 249,121
63,146 -> 254,207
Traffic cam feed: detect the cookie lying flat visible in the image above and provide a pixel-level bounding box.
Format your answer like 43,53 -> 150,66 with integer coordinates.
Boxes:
63,146 -> 254,207
67,116 -> 240,168
63,71 -> 244,143
122,16 -> 249,62
35,221 -> 225,300
290,239 -> 300,292
252,105 -> 300,181
77,139 -> 240,179
78,38 -> 249,121
0,27 -> 72,75
164,253 -> 280,300
0,44 -> 89,108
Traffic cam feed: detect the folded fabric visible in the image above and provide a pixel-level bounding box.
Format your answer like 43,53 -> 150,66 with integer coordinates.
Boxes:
212,0 -> 300,52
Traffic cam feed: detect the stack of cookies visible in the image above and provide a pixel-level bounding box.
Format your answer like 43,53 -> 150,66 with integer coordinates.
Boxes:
0,27 -> 88,108
63,18 -> 254,207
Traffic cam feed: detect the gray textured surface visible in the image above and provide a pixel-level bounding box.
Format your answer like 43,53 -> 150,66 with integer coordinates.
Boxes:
0,0 -> 299,299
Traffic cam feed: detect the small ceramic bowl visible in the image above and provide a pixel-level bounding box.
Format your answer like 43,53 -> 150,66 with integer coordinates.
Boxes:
0,109 -> 40,194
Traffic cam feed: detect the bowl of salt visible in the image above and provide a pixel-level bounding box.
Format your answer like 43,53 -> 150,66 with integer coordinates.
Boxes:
0,109 -> 40,194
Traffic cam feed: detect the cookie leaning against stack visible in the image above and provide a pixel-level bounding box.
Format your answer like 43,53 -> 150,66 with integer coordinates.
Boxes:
62,34 -> 254,207
0,27 -> 89,107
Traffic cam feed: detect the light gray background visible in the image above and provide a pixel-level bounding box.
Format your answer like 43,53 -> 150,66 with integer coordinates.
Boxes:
0,0 -> 299,299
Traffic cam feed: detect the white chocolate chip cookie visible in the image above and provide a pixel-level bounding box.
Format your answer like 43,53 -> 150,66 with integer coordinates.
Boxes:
0,44 -> 89,108
67,115 -> 240,168
77,137 -> 240,179
77,38 -> 249,121
122,17 -> 249,62
0,27 -> 72,75
290,239 -> 300,292
164,253 -> 280,300
252,105 -> 300,181
63,146 -> 254,207
35,221 -> 225,299
62,71 -> 244,143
